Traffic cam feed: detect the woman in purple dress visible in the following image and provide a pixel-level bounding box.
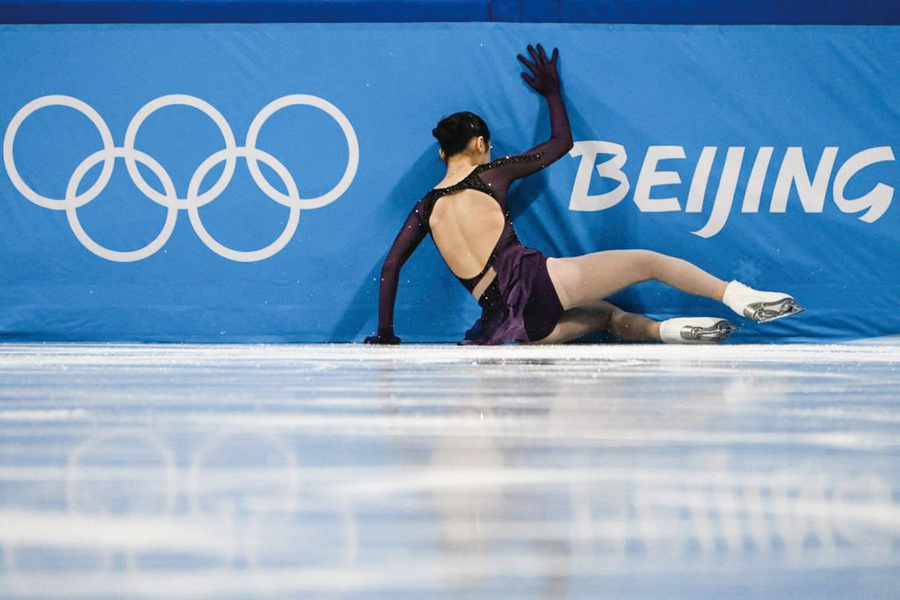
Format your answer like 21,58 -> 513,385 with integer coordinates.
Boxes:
366,45 -> 801,345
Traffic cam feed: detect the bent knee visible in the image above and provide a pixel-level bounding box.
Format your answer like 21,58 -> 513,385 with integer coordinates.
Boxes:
633,250 -> 672,280
606,308 -> 630,336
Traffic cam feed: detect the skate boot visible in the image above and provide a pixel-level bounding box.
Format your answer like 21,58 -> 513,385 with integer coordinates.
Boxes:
659,317 -> 736,344
722,281 -> 804,323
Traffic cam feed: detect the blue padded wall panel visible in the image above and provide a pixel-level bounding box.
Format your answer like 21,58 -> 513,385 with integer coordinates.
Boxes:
2,24 -> 899,343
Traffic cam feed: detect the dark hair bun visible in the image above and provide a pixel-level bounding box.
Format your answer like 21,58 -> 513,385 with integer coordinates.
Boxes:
432,112 -> 490,159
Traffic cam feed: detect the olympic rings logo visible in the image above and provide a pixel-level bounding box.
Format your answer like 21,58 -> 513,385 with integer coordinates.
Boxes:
3,94 -> 359,262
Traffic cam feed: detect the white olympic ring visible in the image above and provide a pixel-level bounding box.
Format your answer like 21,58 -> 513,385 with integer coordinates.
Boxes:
3,94 -> 359,262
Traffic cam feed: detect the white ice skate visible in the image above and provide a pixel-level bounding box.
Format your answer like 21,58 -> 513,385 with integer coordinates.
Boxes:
659,317 -> 736,344
722,281 -> 804,323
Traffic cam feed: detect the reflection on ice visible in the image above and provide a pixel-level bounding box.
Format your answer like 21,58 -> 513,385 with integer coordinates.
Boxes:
0,344 -> 898,598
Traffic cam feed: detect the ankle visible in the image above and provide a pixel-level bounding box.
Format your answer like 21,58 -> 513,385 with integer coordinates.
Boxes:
715,280 -> 731,302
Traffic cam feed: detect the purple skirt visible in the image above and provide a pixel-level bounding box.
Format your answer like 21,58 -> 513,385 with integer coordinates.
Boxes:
463,245 -> 565,345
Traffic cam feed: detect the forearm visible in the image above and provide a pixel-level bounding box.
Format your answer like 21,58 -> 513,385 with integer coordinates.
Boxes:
368,205 -> 427,344
376,262 -> 399,335
518,45 -> 573,166
543,90 -> 574,158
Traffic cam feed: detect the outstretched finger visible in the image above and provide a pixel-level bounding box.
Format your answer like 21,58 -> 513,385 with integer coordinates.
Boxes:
536,43 -> 550,64
550,47 -> 559,65
521,72 -> 536,88
517,53 -> 536,73
527,44 -> 541,65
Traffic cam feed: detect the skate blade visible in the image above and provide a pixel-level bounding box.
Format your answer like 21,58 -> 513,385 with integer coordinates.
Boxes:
747,299 -> 804,323
682,320 -> 737,343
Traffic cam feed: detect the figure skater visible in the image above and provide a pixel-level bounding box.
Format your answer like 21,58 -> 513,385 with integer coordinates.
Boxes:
365,44 -> 801,345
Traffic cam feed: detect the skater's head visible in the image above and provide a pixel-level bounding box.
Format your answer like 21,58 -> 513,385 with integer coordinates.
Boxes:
433,112 -> 491,164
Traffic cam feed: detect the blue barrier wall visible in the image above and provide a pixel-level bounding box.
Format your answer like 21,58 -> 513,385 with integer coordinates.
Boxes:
2,23 -> 899,342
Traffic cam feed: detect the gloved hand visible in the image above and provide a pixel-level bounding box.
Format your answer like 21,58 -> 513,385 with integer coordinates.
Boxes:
518,44 -> 561,97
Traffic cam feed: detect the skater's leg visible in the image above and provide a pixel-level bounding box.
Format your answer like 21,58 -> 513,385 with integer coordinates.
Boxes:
532,301 -> 661,345
541,248 -> 802,327
533,301 -> 736,345
546,250 -> 728,310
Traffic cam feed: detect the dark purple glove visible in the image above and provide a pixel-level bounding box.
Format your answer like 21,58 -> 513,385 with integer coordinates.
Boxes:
364,332 -> 401,345
517,44 -> 560,97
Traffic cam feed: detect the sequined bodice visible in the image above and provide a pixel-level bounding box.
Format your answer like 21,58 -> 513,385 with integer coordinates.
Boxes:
416,157 -> 543,291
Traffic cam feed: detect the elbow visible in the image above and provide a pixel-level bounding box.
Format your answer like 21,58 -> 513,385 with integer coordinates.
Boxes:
553,133 -> 574,154
380,259 -> 398,281
561,123 -> 574,151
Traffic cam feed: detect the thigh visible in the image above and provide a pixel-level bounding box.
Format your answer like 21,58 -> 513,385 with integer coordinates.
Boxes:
531,302 -> 618,345
546,249 -> 658,310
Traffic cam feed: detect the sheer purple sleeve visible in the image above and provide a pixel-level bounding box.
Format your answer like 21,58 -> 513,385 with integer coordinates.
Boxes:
367,202 -> 429,343
484,91 -> 573,184
481,45 -> 573,188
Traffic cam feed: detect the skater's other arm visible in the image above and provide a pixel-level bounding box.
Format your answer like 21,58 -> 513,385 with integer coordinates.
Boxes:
366,204 -> 428,344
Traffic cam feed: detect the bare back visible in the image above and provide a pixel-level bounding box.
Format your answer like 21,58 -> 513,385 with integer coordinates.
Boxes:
428,189 -> 505,280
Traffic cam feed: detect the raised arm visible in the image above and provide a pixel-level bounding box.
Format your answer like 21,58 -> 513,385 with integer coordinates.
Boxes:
365,204 -> 428,344
485,44 -> 574,183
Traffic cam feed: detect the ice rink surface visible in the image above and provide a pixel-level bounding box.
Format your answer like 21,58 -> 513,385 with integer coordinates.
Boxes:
0,343 -> 898,599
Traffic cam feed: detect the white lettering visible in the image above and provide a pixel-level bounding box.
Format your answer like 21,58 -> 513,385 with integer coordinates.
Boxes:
693,147 -> 745,238
742,147 -> 773,213
634,146 -> 684,212
771,147 -> 839,213
833,146 -> 896,223
566,142 -> 895,236
568,141 -> 630,211
686,147 -> 718,213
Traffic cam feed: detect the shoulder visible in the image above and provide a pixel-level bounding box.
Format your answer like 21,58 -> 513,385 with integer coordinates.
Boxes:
411,192 -> 436,226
